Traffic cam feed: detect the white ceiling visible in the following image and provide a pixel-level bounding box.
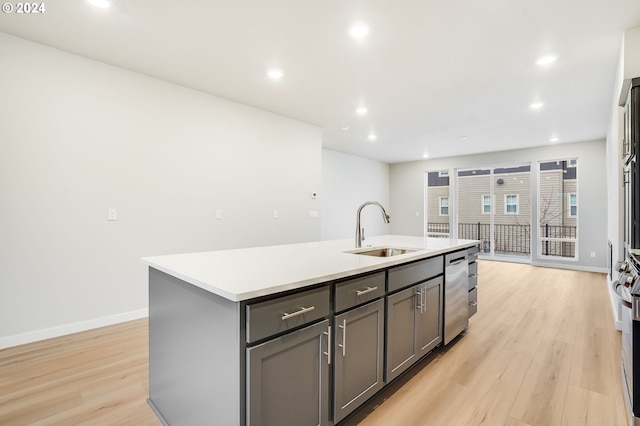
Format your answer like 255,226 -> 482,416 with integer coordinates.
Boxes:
1,0 -> 640,163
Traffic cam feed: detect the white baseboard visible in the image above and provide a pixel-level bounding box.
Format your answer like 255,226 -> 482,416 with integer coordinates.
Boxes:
529,261 -> 608,274
480,256 -> 608,273
0,308 -> 148,350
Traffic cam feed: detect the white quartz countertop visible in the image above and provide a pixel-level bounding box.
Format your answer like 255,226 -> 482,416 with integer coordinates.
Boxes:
142,235 -> 479,302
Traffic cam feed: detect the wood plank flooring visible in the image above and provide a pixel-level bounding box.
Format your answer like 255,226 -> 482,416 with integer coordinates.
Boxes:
352,262 -> 627,426
0,261 -> 627,425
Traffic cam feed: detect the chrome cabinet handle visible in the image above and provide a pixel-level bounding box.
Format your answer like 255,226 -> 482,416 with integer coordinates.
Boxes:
281,306 -> 315,321
356,286 -> 378,296
469,302 -> 478,307
469,274 -> 478,278
323,326 -> 331,365
422,285 -> 426,314
338,319 -> 347,356
416,287 -> 424,314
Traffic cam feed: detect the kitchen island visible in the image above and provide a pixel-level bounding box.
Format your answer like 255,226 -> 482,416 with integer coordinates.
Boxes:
143,235 -> 479,426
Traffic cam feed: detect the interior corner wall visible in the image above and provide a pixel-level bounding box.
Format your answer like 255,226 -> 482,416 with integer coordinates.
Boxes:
390,140 -> 607,272
320,149 -> 390,241
0,33 -> 322,348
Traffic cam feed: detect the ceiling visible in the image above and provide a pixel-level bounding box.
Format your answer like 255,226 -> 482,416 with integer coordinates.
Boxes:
1,0 -> 640,163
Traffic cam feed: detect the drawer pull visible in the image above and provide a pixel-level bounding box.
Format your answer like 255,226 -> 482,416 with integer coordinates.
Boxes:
281,306 -> 315,320
355,286 -> 378,296
469,274 -> 478,278
469,302 -> 478,307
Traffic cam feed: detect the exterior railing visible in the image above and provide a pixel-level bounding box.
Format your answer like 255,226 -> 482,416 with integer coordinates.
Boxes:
426,222 -> 576,257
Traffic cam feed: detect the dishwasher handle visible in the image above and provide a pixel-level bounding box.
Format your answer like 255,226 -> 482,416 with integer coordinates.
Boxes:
445,252 -> 468,266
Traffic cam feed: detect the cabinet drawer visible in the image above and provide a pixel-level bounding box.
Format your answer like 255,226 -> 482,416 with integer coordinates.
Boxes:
335,272 -> 385,313
468,246 -> 479,262
388,256 -> 443,293
468,262 -> 478,290
468,287 -> 478,318
246,286 -> 330,343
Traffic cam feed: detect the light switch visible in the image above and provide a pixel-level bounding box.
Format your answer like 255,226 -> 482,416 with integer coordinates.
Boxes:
108,208 -> 117,221
215,209 -> 223,220
309,210 -> 318,218
273,210 -> 279,219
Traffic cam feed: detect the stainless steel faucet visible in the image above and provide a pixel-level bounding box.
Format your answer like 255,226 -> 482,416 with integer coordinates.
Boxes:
355,201 -> 391,248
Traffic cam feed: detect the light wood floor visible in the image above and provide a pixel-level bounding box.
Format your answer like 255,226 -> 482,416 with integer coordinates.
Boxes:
0,261 -> 627,425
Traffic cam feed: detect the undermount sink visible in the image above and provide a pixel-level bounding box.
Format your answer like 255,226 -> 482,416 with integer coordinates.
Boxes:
349,246 -> 419,257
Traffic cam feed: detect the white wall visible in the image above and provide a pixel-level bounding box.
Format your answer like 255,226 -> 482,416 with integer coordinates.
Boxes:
606,27 -> 640,329
623,27 -> 640,81
321,149 -> 390,241
0,33 -> 322,348
390,140 -> 607,271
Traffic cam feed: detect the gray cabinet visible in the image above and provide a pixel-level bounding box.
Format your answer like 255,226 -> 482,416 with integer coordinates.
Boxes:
333,298 -> 385,423
148,247 -> 473,426
416,277 -> 443,355
246,286 -> 330,343
386,276 -> 443,382
247,319 -> 330,426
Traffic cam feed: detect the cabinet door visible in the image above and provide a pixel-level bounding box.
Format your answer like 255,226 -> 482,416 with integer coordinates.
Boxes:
416,277 -> 443,357
247,320 -> 329,426
386,285 -> 419,382
333,299 -> 385,423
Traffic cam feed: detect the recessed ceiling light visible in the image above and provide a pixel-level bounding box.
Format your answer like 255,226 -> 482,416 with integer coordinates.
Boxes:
423,152 -> 429,158
267,68 -> 283,80
349,24 -> 369,38
536,55 -> 557,66
550,136 -> 559,142
341,126 -> 350,131
529,101 -> 544,110
356,106 -> 368,115
459,136 -> 468,140
368,133 -> 377,141
87,0 -> 112,8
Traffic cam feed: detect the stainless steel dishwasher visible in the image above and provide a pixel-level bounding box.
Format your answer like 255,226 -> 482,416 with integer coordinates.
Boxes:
444,251 -> 470,344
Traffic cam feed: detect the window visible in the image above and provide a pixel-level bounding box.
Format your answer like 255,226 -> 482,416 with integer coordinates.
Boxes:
568,193 -> 577,217
439,197 -> 449,216
504,194 -> 519,214
482,195 -> 491,214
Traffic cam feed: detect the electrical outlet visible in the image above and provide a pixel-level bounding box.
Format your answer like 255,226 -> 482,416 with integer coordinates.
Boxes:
309,210 -> 318,218
590,251 -> 596,258
273,210 -> 279,219
108,208 -> 117,221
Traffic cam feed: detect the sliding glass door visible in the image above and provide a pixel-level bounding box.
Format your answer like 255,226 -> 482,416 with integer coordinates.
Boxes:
457,165 -> 531,260
425,164 -> 531,261
538,159 -> 578,259
456,168 -> 492,254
